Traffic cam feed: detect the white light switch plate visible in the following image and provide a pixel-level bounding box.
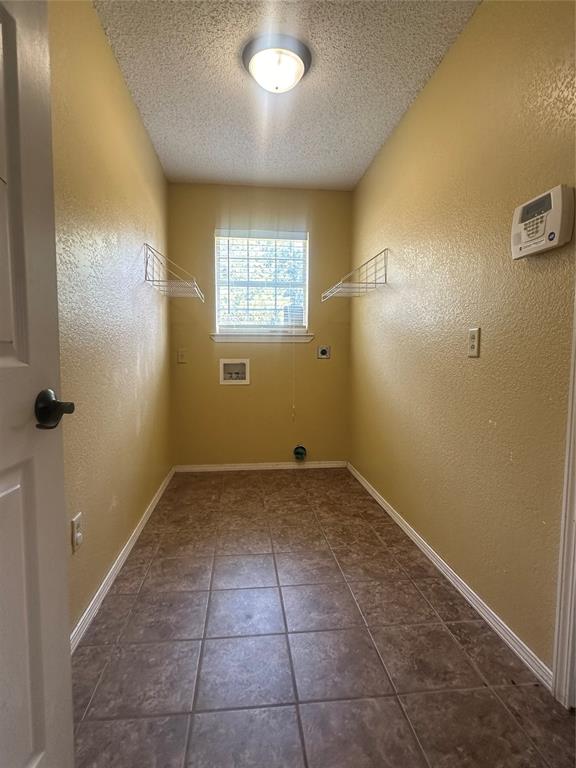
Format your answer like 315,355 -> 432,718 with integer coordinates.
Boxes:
71,513 -> 83,552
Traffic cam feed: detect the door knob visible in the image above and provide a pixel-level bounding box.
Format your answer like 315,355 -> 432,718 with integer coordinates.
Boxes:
35,389 -> 75,430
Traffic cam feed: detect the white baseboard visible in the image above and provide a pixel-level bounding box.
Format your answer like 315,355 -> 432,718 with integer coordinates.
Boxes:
70,467 -> 175,652
347,463 -> 553,690
174,461 -> 347,472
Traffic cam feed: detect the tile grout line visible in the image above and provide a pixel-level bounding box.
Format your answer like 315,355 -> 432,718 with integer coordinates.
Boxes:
183,483 -> 222,762
156,473 -> 225,762
75,655 -> 111,732
270,518 -> 311,768
82,615 -> 541,648
76,684 -> 547,724
179,716 -> 193,768
74,692 -> 399,723
168,477 -> 222,765
368,575 -> 444,768
316,507 -> 435,768
485,683 -> 557,768
76,537 -> 162,728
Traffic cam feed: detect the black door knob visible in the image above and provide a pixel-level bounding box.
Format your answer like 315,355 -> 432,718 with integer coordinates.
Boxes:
35,389 -> 75,430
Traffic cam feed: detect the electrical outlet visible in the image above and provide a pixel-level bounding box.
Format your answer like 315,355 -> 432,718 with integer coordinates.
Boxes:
468,327 -> 480,358
317,345 -> 331,359
177,348 -> 188,364
71,513 -> 83,552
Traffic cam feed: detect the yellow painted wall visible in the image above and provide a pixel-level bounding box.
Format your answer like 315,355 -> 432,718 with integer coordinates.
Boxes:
351,0 -> 576,665
168,184 -> 351,465
49,1 -> 171,626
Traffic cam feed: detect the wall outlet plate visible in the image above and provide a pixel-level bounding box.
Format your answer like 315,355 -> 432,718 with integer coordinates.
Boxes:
317,345 -> 331,359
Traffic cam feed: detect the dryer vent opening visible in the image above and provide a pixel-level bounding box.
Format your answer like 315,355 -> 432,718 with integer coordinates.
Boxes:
293,445 -> 307,461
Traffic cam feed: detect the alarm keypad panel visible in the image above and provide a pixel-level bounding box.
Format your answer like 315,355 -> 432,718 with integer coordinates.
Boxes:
511,185 -> 574,259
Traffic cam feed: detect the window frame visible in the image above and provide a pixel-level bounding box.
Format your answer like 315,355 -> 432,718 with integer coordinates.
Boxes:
213,229 -> 311,339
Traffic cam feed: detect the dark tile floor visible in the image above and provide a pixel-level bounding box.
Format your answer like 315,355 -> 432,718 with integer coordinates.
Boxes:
72,469 -> 575,768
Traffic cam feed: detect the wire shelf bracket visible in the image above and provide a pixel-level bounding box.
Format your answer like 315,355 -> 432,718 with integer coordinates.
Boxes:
144,243 -> 205,300
321,249 -> 388,302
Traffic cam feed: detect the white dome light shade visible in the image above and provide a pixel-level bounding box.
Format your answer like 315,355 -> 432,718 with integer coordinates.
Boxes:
243,35 -> 312,94
249,48 -> 305,93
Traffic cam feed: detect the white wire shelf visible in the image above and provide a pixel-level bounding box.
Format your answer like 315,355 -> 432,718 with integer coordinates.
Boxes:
144,243 -> 205,300
321,249 -> 388,302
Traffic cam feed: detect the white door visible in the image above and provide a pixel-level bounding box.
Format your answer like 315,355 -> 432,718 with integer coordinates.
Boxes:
0,2 -> 74,767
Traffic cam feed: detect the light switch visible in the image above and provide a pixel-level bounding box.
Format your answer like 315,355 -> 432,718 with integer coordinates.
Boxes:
468,327 -> 480,358
71,513 -> 83,552
177,348 -> 188,364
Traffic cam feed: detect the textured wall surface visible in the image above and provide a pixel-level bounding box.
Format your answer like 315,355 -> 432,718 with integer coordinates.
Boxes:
168,184 -> 351,464
351,0 -> 576,665
49,1 -> 171,626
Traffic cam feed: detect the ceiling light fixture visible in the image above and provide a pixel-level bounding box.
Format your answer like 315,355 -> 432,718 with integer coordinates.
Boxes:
242,34 -> 312,94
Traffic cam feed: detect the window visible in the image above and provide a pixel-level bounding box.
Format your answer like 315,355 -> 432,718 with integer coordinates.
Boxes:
215,230 -> 309,334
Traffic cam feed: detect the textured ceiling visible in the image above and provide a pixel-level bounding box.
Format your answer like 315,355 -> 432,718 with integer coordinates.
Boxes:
94,0 -> 479,189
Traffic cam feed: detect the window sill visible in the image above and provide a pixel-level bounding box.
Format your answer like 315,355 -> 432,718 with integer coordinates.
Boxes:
210,332 -> 315,344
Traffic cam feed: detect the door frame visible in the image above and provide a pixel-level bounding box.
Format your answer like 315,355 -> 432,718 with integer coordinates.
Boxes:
553,278 -> 576,709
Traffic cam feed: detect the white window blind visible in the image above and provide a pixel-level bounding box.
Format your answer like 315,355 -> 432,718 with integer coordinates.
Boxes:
215,230 -> 309,333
